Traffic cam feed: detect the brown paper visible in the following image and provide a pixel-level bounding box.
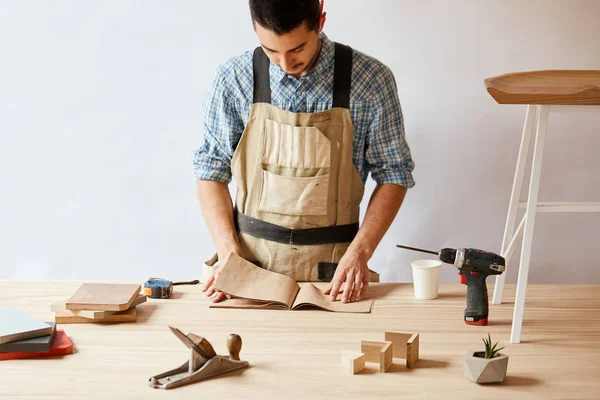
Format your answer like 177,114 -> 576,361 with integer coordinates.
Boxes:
211,253 -> 373,313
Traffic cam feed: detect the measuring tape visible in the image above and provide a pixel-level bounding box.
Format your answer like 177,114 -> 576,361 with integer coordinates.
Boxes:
143,278 -> 199,299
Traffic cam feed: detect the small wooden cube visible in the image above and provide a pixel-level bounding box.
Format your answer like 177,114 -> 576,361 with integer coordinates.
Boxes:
360,341 -> 393,372
384,332 -> 420,368
341,351 -> 365,374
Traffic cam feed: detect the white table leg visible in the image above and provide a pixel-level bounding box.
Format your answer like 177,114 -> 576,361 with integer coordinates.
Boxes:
511,105 -> 549,344
493,105 -> 536,305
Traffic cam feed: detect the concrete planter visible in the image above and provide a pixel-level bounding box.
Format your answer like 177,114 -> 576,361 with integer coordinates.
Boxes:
464,350 -> 509,384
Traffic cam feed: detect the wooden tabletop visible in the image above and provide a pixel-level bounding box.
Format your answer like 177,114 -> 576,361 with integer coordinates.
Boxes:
1,281 -> 598,400
485,70 -> 600,105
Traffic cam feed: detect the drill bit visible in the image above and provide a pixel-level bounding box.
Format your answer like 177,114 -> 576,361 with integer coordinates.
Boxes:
395,244 -> 439,256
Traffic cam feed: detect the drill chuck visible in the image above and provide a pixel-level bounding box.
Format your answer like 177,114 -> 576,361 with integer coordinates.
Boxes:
438,248 -> 458,266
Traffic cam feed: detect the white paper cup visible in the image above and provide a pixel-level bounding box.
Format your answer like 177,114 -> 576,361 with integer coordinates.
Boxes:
411,259 -> 442,299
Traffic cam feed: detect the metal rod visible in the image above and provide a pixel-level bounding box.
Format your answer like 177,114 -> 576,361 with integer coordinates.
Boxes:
173,280 -> 200,286
395,245 -> 439,256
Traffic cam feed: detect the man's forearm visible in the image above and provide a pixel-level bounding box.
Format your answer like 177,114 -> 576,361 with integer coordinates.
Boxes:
347,183 -> 408,260
196,180 -> 243,261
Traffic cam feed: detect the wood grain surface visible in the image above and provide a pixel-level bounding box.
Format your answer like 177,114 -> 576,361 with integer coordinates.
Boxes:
0,281 -> 598,399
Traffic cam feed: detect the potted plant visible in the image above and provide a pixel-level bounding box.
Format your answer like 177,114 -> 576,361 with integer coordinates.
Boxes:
464,334 -> 508,384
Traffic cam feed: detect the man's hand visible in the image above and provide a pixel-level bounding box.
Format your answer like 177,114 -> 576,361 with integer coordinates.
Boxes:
324,184 -> 408,304
323,250 -> 370,303
201,264 -> 232,303
201,250 -> 244,303
196,180 -> 246,303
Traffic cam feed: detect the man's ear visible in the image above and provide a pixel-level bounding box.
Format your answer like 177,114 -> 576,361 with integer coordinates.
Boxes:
319,12 -> 327,32
317,0 -> 326,32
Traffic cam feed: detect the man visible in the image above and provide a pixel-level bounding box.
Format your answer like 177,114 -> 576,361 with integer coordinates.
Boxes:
193,0 -> 415,304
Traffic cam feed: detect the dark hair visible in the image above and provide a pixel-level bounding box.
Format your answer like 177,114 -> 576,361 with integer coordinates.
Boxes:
249,0 -> 321,35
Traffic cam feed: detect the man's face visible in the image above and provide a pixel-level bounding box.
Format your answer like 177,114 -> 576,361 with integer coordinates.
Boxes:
254,21 -> 321,78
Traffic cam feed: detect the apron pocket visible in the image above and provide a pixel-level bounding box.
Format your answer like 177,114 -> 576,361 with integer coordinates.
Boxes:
259,170 -> 329,216
262,119 -> 331,169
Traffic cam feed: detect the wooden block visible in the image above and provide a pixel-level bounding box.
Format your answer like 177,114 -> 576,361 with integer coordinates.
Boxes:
55,306 -> 137,324
384,332 -> 412,358
384,331 -> 420,368
0,308 -> 54,344
0,330 -> 73,361
360,341 -> 393,372
341,351 -> 365,375
66,283 -> 141,311
52,294 -> 146,319
380,341 -> 393,372
406,333 -> 419,369
361,341 -> 383,363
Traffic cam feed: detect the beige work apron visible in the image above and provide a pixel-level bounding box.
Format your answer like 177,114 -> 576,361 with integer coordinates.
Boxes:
204,43 -> 379,283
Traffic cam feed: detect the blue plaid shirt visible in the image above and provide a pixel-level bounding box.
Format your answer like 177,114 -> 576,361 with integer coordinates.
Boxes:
192,33 -> 415,188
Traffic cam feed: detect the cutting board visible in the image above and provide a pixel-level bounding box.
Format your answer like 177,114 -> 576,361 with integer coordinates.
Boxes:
0,330 -> 73,361
65,283 -> 141,311
52,294 -> 147,319
0,309 -> 54,344
0,323 -> 56,353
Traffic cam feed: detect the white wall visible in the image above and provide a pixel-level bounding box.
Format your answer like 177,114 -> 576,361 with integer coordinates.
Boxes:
1,0 -> 599,283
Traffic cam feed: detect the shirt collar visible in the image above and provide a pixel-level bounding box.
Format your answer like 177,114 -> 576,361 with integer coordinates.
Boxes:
269,32 -> 334,83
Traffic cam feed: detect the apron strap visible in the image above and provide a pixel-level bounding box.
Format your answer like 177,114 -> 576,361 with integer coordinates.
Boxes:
253,47 -> 272,103
317,262 -> 338,281
332,42 -> 352,109
252,42 -> 353,108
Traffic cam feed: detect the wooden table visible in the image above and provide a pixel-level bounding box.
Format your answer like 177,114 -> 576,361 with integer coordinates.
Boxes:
1,282 -> 598,399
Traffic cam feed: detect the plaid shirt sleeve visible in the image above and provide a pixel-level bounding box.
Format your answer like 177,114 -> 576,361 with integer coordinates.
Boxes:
364,65 -> 416,188
192,64 -> 244,184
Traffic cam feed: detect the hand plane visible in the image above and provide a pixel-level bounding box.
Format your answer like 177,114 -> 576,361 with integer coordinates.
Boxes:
149,326 -> 249,390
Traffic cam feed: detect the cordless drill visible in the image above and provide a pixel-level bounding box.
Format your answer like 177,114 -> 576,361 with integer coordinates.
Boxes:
397,245 -> 506,326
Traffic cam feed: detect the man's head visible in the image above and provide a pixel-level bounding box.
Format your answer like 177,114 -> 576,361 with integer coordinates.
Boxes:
249,0 -> 326,77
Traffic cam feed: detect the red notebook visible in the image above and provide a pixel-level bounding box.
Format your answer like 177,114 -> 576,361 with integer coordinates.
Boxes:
0,330 -> 73,361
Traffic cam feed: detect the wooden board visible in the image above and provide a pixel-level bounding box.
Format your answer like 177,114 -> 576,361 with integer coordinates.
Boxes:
0,330 -> 72,361
55,306 -> 137,324
0,308 -> 54,344
0,323 -> 56,353
65,283 -> 140,311
51,303 -> 109,319
52,294 -> 146,319
484,70 -> 600,105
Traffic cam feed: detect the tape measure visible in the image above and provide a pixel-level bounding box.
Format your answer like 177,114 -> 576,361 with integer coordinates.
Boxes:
143,278 -> 200,299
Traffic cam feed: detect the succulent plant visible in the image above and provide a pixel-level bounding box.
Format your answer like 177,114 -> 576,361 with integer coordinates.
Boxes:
482,333 -> 505,359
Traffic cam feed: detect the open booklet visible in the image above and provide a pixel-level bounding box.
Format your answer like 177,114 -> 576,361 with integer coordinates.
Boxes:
210,253 -> 374,313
